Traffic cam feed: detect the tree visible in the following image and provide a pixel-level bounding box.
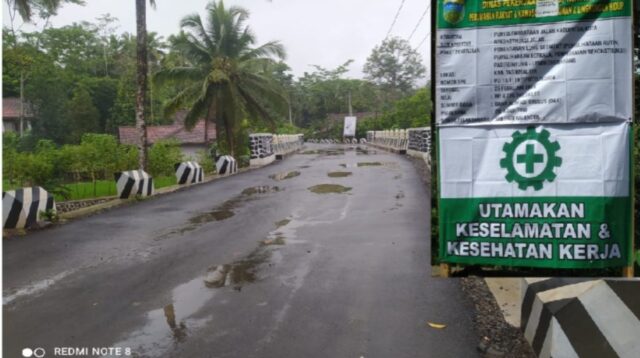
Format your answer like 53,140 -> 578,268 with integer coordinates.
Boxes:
65,85 -> 100,143
363,37 -> 426,95
155,0 -> 288,156
135,0 -> 156,170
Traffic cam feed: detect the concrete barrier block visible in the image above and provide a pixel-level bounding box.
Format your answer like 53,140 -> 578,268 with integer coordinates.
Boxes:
115,170 -> 154,199
2,186 -> 56,229
520,278 -> 640,358
175,161 -> 204,185
216,156 -> 238,175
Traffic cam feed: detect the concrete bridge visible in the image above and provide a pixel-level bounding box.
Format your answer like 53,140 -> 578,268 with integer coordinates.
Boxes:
3,143 -> 480,358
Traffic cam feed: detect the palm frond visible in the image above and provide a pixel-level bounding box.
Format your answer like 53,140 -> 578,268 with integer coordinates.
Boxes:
241,41 -> 286,61
162,84 -> 202,118
154,67 -> 205,87
180,13 -> 215,51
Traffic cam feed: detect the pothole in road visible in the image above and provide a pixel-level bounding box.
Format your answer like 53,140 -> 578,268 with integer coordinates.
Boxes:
188,209 -> 235,224
261,234 -> 286,246
356,147 -> 376,155
308,184 -> 352,194
327,171 -> 352,178
159,187 -> 283,238
275,218 -> 291,228
357,162 -> 382,167
204,248 -> 272,290
269,171 -> 301,181
301,149 -> 345,156
241,186 -> 283,196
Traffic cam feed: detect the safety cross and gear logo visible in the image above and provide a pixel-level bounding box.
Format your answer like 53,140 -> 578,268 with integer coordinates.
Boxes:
500,127 -> 562,191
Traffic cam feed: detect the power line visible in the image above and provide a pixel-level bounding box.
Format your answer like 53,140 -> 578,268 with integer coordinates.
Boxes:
416,31 -> 431,49
407,3 -> 431,42
385,0 -> 407,40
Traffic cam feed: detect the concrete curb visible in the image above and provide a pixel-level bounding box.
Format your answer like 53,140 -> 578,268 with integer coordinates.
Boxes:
520,277 -> 640,358
56,164 -> 264,223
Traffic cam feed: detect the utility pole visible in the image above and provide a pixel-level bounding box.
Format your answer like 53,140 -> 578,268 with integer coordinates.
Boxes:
348,91 -> 353,116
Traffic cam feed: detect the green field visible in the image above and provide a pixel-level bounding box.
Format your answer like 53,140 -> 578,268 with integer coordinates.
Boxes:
3,176 -> 177,202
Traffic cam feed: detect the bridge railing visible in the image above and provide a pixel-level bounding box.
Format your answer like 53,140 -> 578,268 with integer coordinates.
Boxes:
249,133 -> 304,166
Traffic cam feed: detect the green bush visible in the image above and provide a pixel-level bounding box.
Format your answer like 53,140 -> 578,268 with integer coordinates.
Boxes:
148,139 -> 184,177
196,148 -> 215,175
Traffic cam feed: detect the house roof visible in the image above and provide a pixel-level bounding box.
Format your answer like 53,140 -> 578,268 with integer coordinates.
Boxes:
118,120 -> 216,146
3,97 -> 34,119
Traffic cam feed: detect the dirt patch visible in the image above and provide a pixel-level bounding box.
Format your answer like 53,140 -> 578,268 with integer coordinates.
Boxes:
308,184 -> 352,194
327,171 -> 352,178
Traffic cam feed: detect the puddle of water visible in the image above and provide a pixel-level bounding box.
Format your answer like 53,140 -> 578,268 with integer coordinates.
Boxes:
298,165 -> 311,169
114,245 -> 274,356
112,277 -> 214,357
327,171 -> 352,178
308,184 -> 352,194
269,171 -> 301,181
357,162 -> 382,167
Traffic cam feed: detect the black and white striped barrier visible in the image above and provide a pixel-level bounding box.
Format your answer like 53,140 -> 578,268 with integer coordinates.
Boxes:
175,161 -> 204,185
2,187 -> 56,229
521,278 -> 640,358
115,170 -> 154,199
216,155 -> 238,175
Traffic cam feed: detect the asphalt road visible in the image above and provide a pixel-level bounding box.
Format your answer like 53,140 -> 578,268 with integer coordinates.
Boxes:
3,144 -> 479,358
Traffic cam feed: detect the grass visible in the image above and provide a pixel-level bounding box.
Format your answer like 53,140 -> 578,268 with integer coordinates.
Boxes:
3,176 -> 177,202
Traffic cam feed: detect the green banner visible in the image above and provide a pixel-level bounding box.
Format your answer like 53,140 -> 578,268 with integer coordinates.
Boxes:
439,197 -> 631,268
438,0 -> 631,29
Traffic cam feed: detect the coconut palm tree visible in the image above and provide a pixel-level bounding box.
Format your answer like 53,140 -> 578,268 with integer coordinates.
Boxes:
154,0 -> 288,156
135,0 -> 156,169
6,0 -> 84,22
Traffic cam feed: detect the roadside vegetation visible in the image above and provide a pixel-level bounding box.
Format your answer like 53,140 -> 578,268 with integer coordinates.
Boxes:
2,0 -> 430,202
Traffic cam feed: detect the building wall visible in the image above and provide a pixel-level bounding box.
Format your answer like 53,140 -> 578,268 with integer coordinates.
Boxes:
180,144 -> 207,161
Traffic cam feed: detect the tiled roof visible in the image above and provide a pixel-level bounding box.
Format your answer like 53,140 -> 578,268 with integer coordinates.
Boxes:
118,120 -> 216,146
3,98 -> 34,118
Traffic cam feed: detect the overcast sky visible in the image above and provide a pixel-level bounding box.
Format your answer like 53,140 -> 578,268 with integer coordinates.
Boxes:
3,0 -> 432,80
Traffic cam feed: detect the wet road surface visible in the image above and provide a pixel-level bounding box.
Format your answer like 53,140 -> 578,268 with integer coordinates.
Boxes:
4,144 -> 479,358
